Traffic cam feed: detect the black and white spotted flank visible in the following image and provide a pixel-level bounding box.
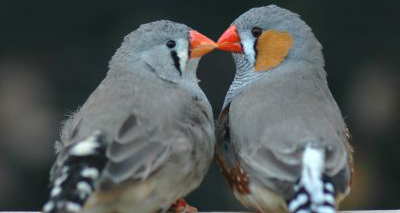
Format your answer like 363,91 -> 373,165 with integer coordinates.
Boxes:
43,131 -> 108,213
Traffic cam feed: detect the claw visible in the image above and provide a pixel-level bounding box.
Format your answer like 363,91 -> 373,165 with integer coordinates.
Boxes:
168,199 -> 198,213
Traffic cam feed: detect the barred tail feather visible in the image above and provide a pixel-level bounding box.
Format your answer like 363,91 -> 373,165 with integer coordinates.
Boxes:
288,146 -> 336,213
43,131 -> 108,213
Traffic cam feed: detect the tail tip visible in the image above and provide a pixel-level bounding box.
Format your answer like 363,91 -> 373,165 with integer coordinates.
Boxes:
43,200 -> 83,213
288,178 -> 337,213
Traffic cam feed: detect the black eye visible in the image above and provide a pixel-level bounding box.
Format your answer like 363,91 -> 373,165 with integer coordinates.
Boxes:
166,40 -> 176,48
251,27 -> 262,38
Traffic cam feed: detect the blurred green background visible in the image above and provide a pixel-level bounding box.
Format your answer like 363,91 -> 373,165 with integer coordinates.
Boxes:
0,0 -> 399,211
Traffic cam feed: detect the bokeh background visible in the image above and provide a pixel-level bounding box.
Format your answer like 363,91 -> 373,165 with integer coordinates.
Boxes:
1,0 -> 399,211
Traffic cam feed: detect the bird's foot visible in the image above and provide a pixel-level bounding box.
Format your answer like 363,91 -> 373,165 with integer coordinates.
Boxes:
168,199 -> 198,213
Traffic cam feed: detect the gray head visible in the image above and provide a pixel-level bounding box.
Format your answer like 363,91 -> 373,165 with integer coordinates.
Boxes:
109,20 -> 216,84
217,5 -> 325,106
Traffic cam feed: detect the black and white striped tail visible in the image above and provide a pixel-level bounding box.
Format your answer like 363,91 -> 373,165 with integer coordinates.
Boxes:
288,176 -> 336,213
43,131 -> 108,213
287,146 -> 336,213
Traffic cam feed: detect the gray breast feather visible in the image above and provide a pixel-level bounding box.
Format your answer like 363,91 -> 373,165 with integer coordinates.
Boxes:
228,75 -> 350,197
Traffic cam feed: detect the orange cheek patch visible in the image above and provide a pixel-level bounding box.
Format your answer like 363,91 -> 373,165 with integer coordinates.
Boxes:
255,30 -> 293,71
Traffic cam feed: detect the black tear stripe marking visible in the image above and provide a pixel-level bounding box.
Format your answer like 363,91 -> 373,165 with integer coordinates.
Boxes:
253,38 -> 259,60
171,50 -> 182,76
43,132 -> 108,213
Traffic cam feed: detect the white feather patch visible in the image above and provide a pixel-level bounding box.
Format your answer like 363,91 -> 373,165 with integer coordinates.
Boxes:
54,172 -> 68,186
288,193 -> 308,212
324,194 -> 336,205
65,202 -> 82,212
297,209 -> 311,213
77,181 -> 92,194
81,167 -> 99,179
69,133 -> 100,156
177,39 -> 188,72
325,182 -> 334,193
241,34 -> 256,66
315,206 -> 335,213
43,201 -> 54,212
301,146 -> 325,204
50,186 -> 62,197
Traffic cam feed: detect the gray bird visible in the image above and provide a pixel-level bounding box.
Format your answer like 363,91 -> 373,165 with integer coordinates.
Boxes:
42,20 -> 217,213
215,5 -> 354,213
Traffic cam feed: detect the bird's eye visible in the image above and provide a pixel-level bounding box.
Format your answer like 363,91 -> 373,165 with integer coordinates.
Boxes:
166,40 -> 176,48
251,27 -> 262,38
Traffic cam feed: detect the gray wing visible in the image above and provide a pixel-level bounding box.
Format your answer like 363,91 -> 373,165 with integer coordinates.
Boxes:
102,113 -> 171,184
52,74 -> 214,190
101,98 -> 215,189
49,110 -> 172,189
228,74 -> 352,198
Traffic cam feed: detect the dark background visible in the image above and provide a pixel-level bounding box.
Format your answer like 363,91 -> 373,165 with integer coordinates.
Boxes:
1,0 -> 399,211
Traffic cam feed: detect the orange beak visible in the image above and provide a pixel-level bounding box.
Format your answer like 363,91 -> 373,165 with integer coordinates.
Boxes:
216,25 -> 243,53
189,30 -> 217,58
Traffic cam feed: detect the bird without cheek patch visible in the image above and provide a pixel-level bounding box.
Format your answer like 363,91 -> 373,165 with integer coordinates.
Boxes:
255,30 -> 293,72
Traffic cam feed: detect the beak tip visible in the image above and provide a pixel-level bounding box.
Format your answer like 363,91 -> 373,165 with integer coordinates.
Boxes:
215,25 -> 243,53
189,30 -> 217,58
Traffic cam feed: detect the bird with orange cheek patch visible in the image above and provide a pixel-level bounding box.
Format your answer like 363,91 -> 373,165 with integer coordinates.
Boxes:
215,5 -> 354,213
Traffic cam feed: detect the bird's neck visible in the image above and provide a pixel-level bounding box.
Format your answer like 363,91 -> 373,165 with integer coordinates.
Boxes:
222,65 -> 264,109
222,58 -> 326,109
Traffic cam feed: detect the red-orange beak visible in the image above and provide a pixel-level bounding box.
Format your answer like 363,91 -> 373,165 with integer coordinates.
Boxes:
189,30 -> 217,58
217,25 -> 243,53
